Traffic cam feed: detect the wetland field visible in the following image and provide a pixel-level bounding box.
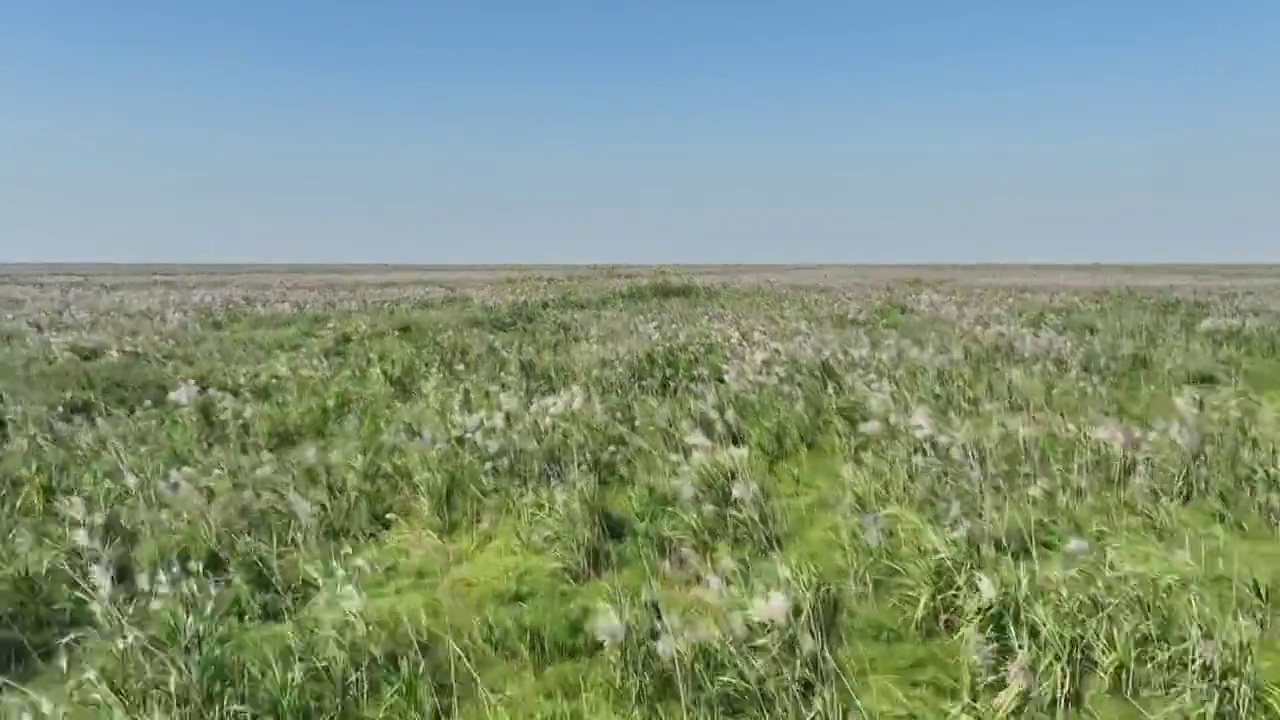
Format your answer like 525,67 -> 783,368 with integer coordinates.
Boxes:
3,264 -> 1280,718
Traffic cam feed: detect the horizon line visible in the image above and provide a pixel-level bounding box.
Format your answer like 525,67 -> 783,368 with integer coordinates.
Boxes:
4,261 -> 1279,269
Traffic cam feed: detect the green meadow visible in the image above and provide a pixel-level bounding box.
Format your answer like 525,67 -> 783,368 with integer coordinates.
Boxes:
4,273 -> 1280,718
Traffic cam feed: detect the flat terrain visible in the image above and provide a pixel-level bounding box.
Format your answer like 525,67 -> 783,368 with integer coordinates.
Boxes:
5,263 -> 1280,288
4,265 -> 1280,718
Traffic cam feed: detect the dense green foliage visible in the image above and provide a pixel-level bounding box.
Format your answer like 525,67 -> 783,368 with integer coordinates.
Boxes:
3,276 -> 1280,718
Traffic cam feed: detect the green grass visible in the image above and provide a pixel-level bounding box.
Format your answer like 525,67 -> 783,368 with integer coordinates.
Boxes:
3,277 -> 1280,717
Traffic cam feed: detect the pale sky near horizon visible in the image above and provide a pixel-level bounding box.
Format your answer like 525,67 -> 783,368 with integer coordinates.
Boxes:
3,2 -> 1279,264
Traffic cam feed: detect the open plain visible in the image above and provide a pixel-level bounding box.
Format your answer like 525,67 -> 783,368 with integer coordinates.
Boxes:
3,264 -> 1280,718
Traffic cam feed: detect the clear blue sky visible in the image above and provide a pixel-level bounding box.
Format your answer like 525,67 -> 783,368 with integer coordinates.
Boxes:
3,2 -> 1278,264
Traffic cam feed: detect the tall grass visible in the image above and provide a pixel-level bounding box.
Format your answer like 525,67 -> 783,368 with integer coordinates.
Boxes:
1,276 -> 1279,717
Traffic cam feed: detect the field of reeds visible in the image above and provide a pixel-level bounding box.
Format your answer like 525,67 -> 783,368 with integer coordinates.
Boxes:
4,266 -> 1280,718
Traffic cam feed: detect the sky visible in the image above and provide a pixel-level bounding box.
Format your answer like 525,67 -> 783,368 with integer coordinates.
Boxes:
2,2 -> 1279,264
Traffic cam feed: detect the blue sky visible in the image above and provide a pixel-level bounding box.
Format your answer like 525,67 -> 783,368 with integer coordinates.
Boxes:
3,2 -> 1278,263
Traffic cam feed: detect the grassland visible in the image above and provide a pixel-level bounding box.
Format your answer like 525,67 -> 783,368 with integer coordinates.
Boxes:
4,266 -> 1280,718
